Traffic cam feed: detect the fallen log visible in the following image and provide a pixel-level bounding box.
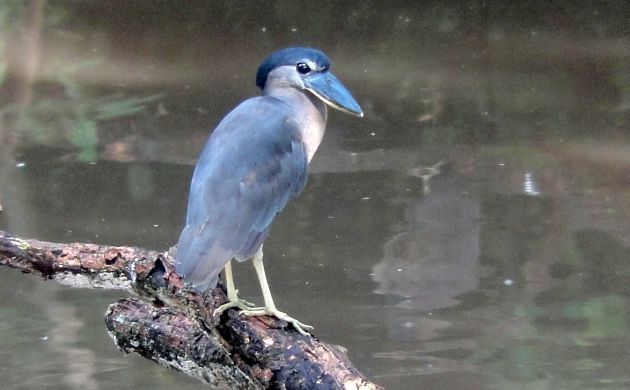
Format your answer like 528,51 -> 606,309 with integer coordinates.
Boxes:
0,229 -> 382,390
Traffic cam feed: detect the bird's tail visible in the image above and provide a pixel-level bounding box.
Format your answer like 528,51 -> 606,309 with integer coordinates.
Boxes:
175,225 -> 228,291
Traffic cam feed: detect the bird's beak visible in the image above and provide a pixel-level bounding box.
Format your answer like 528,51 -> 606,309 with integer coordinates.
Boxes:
304,72 -> 363,117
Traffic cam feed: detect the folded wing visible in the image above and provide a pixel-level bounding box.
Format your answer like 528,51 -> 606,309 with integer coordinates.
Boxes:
175,97 -> 308,290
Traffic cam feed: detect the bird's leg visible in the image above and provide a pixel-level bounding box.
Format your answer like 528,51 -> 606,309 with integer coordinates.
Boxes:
223,260 -> 240,302
240,247 -> 314,336
213,260 -> 260,318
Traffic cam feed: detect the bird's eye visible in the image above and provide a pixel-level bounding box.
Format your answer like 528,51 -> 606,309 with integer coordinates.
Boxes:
296,62 -> 311,75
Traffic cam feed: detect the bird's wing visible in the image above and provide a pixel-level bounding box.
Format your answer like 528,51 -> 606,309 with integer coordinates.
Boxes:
175,97 -> 308,290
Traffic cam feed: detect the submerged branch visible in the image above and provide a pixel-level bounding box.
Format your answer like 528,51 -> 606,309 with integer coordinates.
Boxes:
0,230 -> 382,390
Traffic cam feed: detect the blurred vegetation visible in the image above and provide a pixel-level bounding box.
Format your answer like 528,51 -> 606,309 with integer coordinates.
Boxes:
0,1 -> 161,162
1,1 -> 629,156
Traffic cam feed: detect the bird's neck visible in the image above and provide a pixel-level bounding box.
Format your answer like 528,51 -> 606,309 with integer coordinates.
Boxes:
264,87 -> 328,164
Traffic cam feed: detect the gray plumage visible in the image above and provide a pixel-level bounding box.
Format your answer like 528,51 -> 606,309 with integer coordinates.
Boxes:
176,97 -> 308,289
175,47 -> 362,294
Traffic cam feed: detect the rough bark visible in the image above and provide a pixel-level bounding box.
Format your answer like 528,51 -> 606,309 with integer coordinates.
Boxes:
0,229 -> 382,390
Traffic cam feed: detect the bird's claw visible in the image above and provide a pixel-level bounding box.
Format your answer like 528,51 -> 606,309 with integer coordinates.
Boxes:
231,289 -> 257,308
214,299 -> 263,319
240,308 -> 313,336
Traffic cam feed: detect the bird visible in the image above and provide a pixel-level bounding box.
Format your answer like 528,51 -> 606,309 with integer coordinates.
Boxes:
176,47 -> 363,335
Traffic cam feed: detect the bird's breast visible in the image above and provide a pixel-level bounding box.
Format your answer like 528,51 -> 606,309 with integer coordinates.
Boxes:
301,118 -> 326,163
295,97 -> 328,164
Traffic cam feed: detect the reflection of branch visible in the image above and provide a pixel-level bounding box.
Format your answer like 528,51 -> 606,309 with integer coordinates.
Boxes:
44,297 -> 99,390
0,230 -> 381,390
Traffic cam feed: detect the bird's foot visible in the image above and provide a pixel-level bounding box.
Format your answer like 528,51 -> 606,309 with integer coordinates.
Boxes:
240,307 -> 314,336
214,296 -> 261,319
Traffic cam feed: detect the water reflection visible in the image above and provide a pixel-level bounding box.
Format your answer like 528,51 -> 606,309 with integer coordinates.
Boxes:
373,169 -> 480,313
2,2 -> 630,390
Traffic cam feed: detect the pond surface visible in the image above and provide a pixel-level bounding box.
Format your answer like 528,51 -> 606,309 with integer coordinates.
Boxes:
1,2 -> 630,389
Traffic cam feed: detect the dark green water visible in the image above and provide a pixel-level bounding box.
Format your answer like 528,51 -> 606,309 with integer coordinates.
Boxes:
1,2 -> 630,389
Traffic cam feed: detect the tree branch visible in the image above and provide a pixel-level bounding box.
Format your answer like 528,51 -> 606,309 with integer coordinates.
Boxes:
0,230 -> 382,390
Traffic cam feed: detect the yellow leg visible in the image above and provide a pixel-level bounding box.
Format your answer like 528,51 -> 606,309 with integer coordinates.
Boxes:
240,246 -> 313,336
224,260 -> 238,301
213,260 -> 259,318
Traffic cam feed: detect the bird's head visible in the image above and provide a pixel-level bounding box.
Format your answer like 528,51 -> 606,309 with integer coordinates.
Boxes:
256,47 -> 363,117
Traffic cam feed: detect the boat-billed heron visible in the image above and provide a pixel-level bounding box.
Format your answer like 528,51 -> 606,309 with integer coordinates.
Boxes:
176,47 -> 363,335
